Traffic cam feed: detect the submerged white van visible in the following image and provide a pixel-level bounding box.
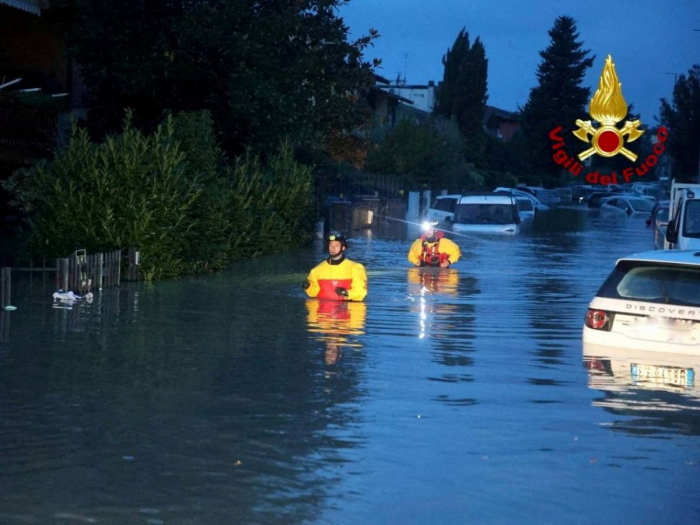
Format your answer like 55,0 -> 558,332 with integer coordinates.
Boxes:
665,183 -> 700,250
425,194 -> 461,226
452,194 -> 521,234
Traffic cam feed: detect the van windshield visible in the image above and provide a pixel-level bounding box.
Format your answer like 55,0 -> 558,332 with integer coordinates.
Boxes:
455,204 -> 516,225
683,200 -> 700,238
597,260 -> 700,307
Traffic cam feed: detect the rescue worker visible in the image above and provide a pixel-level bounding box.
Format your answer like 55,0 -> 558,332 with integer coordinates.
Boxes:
302,232 -> 368,301
407,220 -> 461,268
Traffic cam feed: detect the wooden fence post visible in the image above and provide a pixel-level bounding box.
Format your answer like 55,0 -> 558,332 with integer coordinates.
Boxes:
56,258 -> 69,291
1,267 -> 10,308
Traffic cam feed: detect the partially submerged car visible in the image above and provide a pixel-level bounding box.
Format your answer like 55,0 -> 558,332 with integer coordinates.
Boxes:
600,196 -> 656,216
583,250 -> 700,353
452,194 -> 521,235
515,197 -> 535,221
425,194 -> 461,226
493,187 -> 550,213
515,186 -> 562,206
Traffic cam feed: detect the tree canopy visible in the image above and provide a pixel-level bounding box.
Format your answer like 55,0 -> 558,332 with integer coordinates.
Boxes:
520,16 -> 594,185
70,0 -> 379,157
435,29 -> 488,164
364,117 -> 472,190
660,65 -> 700,182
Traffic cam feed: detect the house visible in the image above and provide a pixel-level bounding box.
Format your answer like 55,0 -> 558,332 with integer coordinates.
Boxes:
483,105 -> 520,142
375,79 -> 521,142
378,81 -> 437,114
368,75 -> 421,127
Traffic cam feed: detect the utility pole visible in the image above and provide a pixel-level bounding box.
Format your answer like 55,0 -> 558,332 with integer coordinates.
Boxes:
693,29 -> 700,184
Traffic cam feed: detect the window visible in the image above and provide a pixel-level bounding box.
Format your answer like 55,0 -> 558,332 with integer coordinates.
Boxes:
516,199 -> 534,211
683,200 -> 700,238
629,199 -> 654,213
455,203 -> 517,225
437,198 -> 455,212
598,261 -> 700,307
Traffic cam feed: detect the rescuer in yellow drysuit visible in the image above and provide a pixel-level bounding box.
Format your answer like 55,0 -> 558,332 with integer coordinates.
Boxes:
302,232 -> 368,302
407,220 -> 462,268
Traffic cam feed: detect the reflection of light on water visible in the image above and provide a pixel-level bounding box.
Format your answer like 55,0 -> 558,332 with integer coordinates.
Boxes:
419,295 -> 427,339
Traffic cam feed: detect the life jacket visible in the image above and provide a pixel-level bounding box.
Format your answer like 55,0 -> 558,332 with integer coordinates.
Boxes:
420,231 -> 449,266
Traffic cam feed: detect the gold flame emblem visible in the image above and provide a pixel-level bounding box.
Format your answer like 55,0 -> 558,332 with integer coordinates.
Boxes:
573,55 -> 644,161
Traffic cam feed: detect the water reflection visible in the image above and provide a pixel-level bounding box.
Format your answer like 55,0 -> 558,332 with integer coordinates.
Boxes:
583,342 -> 700,436
0,310 -> 9,344
407,268 -> 461,340
305,299 -> 366,365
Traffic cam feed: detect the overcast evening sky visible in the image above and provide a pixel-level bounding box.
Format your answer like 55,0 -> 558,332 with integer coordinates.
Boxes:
339,0 -> 700,123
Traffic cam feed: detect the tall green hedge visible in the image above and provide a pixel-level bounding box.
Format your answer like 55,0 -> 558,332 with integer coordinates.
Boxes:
3,111 -> 317,279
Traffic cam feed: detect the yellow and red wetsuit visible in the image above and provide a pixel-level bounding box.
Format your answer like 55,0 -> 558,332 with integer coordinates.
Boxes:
305,255 -> 368,301
407,231 -> 462,267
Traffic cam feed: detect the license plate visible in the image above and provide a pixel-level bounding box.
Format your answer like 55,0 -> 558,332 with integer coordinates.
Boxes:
631,363 -> 695,388
614,314 -> 700,345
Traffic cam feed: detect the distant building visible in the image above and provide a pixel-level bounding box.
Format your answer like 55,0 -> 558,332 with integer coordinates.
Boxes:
368,75 -> 423,127
483,105 -> 520,142
376,79 -> 521,141
378,81 -> 437,114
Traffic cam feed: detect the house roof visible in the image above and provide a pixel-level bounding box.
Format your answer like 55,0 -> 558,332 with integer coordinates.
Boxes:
374,86 -> 414,105
0,0 -> 41,15
484,105 -> 519,122
374,74 -> 391,85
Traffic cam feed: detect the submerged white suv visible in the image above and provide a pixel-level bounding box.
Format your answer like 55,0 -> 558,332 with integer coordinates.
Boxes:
583,250 -> 700,353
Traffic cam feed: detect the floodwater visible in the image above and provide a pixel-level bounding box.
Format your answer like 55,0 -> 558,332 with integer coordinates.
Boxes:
1,206 -> 699,524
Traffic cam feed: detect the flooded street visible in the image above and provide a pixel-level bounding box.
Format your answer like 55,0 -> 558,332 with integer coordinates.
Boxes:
2,207 -> 699,524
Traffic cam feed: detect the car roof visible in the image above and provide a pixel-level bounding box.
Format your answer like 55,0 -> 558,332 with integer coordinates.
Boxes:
494,188 -> 534,197
612,195 -> 652,202
618,250 -> 700,266
458,194 -> 515,204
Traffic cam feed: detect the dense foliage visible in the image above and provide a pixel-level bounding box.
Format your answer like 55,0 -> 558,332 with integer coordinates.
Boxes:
70,0 -> 379,157
660,65 -> 700,183
2,112 -> 316,279
364,117 -> 471,189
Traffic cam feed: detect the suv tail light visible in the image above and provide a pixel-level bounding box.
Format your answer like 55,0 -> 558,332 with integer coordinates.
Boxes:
585,309 -> 612,331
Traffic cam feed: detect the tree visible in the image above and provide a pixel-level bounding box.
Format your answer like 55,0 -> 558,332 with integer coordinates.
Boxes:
660,65 -> 700,182
435,29 -> 488,165
70,0 -> 379,157
520,16 -> 594,186
364,117 -> 474,191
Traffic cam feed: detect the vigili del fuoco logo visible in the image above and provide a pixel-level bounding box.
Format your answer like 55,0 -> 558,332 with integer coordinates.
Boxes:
549,55 -> 669,185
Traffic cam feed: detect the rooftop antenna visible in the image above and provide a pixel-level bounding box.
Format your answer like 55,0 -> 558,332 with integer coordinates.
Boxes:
403,52 -> 408,84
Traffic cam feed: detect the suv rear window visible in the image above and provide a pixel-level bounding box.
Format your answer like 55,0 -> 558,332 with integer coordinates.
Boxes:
597,260 -> 700,307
